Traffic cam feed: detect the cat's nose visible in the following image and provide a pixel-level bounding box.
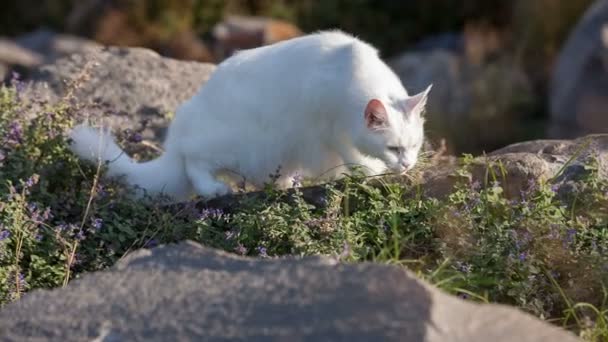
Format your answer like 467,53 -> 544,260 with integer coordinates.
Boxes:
400,160 -> 413,171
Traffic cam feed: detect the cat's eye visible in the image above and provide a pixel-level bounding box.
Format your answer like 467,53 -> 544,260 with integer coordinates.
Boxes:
387,146 -> 401,154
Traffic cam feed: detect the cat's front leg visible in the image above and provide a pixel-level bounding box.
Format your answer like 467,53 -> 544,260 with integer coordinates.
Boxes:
185,161 -> 232,198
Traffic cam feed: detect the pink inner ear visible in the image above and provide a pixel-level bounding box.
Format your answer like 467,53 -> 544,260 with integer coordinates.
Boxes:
364,99 -> 388,129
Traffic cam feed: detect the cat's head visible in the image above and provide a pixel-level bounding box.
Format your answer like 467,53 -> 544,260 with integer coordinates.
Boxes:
356,85 -> 431,174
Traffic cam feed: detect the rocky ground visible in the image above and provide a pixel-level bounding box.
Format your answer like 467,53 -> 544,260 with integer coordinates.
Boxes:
3,5 -> 608,338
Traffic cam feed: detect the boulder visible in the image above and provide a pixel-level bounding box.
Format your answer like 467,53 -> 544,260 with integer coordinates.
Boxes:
0,38 -> 43,79
422,134 -> 608,199
550,0 -> 608,138
15,28 -> 101,64
24,46 -> 216,143
0,242 -> 579,341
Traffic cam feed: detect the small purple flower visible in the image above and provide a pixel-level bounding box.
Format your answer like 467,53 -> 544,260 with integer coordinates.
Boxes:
74,230 -> 85,241
35,233 -> 43,241
25,174 -> 39,188
55,223 -> 68,232
6,121 -> 23,145
257,246 -> 268,258
199,208 -> 223,220
518,252 -> 527,262
234,243 -> 247,255
550,183 -> 560,193
91,217 -> 103,230
122,129 -> 143,143
10,71 -> 25,94
0,230 -> 10,241
291,172 -> 303,188
563,228 -> 577,247
14,272 -> 27,288
40,207 -> 52,222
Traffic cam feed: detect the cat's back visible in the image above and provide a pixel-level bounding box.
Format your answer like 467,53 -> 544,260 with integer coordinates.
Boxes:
219,30 -> 376,72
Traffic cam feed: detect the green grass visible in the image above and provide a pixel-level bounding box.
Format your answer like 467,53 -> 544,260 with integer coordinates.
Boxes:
0,79 -> 607,340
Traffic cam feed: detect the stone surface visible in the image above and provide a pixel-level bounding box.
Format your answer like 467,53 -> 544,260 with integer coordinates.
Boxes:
24,46 -> 215,143
550,0 -> 608,138
0,242 -> 579,342
422,134 -> 608,199
15,28 -> 102,65
0,38 -> 43,68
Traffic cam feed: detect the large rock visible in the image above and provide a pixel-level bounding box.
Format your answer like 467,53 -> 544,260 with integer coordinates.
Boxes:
0,242 -> 578,341
0,38 -> 43,79
24,46 -> 216,143
550,0 -> 608,138
422,134 -> 608,199
15,28 -> 101,65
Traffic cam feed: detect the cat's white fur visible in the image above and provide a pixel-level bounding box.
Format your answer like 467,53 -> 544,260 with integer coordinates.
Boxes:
70,30 -> 431,201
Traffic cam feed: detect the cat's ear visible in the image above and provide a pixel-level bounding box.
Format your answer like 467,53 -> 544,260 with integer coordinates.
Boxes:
403,84 -> 432,116
364,99 -> 388,130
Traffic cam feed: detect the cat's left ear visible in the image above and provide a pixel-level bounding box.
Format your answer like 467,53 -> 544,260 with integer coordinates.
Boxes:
403,84 -> 432,116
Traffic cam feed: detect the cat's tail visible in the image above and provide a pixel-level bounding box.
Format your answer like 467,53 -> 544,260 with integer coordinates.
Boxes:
68,124 -> 191,201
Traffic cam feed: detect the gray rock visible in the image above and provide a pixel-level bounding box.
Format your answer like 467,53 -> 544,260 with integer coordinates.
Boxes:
24,46 -> 216,143
550,0 -> 608,138
0,38 -> 43,68
422,134 -> 608,199
0,242 -> 578,342
15,28 -> 101,64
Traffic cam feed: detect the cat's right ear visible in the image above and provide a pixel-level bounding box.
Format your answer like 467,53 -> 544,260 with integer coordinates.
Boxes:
365,99 -> 388,130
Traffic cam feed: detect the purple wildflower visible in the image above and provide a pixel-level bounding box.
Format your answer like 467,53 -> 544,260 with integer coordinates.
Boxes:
91,217 -> 103,230
74,230 -> 85,241
550,183 -> 560,193
199,208 -> 223,220
257,246 -> 268,258
125,128 -> 143,143
291,172 -> 303,188
55,223 -> 68,232
234,243 -> 247,255
563,228 -> 577,247
518,252 -> 527,262
10,71 -> 25,94
25,174 -> 39,188
14,272 -> 27,288
0,230 -> 10,241
6,121 -> 23,145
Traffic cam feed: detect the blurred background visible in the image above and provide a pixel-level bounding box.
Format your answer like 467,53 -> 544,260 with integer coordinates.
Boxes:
1,0 -> 606,154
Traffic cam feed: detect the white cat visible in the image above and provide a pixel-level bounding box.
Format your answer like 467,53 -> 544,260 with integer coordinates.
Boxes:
70,30 -> 431,202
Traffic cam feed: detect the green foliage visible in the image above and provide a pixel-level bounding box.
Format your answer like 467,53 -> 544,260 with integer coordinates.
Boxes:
0,80 -> 606,339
